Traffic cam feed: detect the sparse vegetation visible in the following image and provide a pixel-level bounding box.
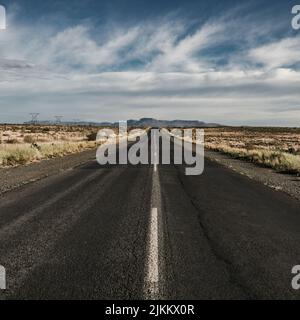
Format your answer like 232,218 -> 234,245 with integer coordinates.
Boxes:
172,126 -> 300,175
204,127 -> 300,175
2,125 -> 300,173
205,143 -> 300,174
23,135 -> 36,144
0,124 -> 114,167
0,141 -> 97,166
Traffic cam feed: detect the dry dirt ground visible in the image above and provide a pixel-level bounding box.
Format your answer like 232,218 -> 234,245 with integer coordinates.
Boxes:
0,124 -> 114,167
205,127 -> 300,154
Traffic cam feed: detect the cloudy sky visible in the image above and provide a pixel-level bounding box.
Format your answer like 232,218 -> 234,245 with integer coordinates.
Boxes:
0,0 -> 300,125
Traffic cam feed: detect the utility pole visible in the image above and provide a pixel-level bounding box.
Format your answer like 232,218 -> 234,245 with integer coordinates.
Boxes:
54,116 -> 63,124
29,113 -> 40,125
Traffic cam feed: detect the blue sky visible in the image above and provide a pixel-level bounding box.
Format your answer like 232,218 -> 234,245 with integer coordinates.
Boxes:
0,0 -> 300,125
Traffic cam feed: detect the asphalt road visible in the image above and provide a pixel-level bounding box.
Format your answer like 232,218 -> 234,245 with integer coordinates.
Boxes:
1,132 -> 300,300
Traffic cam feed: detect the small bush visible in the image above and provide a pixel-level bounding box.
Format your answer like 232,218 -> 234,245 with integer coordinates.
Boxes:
23,135 -> 35,144
86,132 -> 97,141
6,139 -> 19,144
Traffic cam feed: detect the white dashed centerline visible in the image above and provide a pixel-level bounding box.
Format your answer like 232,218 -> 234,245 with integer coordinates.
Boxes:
145,207 -> 159,297
0,265 -> 6,291
144,130 -> 161,299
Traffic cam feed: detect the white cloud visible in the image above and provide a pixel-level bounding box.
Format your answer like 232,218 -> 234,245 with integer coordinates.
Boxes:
0,9 -> 300,126
148,22 -> 223,72
248,37 -> 300,68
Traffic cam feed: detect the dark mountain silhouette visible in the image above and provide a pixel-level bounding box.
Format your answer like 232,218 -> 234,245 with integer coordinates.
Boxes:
24,118 -> 221,127
126,118 -> 220,128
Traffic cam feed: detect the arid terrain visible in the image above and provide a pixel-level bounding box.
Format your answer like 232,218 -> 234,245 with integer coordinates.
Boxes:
1,125 -> 300,175
0,124 -> 102,167
0,124 -> 146,167
203,127 -> 300,174
169,126 -> 300,175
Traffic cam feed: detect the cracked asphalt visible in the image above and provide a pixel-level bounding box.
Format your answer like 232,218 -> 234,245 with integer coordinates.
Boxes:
1,133 -> 300,299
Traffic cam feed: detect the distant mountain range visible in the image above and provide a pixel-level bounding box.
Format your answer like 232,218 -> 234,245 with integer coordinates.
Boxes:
24,118 -> 221,128
126,118 -> 221,128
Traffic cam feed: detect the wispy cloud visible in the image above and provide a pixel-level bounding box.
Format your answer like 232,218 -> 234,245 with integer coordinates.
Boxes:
0,3 -> 299,125
248,37 -> 300,68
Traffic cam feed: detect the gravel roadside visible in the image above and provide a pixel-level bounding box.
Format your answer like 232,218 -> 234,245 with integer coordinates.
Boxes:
0,149 -> 96,194
205,150 -> 300,202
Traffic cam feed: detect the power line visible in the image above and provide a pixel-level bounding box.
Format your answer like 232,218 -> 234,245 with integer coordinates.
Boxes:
29,113 -> 40,125
54,116 -> 63,124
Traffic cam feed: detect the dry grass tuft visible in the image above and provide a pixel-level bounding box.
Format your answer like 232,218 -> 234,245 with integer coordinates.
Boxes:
0,141 -> 97,167
0,124 -> 116,167
173,126 -> 300,175
205,142 -> 300,174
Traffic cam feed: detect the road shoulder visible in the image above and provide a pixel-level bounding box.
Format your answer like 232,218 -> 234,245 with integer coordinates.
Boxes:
205,150 -> 300,202
0,149 -> 96,194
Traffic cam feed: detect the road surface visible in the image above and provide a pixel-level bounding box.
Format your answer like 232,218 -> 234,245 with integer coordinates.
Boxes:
1,132 -> 300,300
